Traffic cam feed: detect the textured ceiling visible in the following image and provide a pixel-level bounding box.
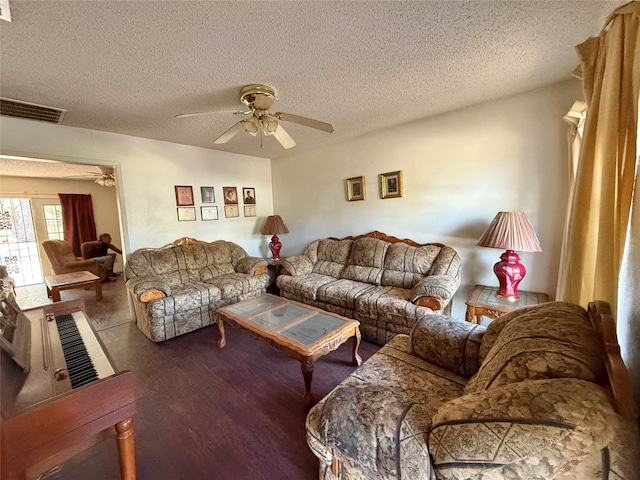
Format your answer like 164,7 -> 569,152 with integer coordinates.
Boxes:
0,0 -> 622,165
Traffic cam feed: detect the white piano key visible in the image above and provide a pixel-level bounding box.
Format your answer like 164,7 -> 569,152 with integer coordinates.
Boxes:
71,311 -> 115,379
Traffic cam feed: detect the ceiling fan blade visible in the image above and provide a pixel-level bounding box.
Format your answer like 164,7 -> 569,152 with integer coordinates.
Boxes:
274,112 -> 334,133
214,121 -> 248,144
272,124 -> 296,149
175,109 -> 249,119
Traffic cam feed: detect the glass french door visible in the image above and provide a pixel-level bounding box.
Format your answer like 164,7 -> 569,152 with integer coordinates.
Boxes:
0,197 -> 43,286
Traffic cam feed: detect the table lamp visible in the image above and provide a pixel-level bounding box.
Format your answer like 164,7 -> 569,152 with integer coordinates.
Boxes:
261,215 -> 289,259
477,211 -> 541,301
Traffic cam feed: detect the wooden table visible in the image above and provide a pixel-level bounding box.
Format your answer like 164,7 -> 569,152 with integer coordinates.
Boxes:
217,294 -> 362,407
45,271 -> 102,303
465,284 -> 550,324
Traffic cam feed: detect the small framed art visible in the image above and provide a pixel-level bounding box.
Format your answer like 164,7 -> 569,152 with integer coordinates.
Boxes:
224,205 -> 239,218
223,187 -> 238,204
201,186 -> 215,204
243,187 -> 256,204
346,176 -> 365,201
201,206 -> 218,221
175,185 -> 194,206
244,205 -> 256,217
177,207 -> 196,221
380,171 -> 403,199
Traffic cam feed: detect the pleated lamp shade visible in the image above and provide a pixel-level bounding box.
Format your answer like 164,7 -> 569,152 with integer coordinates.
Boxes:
477,212 -> 541,252
477,212 -> 541,301
261,215 -> 289,259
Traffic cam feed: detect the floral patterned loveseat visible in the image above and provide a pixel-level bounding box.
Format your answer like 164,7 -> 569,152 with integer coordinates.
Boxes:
125,237 -> 269,342
306,301 -> 640,479
276,231 -> 461,345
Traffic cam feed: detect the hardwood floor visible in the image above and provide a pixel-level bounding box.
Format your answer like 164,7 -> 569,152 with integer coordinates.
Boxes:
17,278 -> 379,479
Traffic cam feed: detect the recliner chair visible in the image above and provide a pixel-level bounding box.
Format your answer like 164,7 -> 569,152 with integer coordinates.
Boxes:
41,240 -> 107,281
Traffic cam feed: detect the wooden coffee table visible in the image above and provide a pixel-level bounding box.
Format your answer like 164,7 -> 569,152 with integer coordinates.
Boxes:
45,271 -> 102,303
217,294 -> 362,407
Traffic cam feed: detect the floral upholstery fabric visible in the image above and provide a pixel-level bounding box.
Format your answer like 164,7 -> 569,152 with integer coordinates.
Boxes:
430,379 -> 640,480
410,314 -> 485,377
465,301 -> 605,394
305,302 -> 640,480
125,240 -> 269,342
306,335 -> 466,480
277,234 -> 461,346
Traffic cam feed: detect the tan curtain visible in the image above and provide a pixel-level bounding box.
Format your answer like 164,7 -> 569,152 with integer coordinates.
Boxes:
556,2 -> 640,309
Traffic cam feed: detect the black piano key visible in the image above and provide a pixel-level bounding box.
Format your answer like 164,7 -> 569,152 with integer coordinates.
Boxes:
54,314 -> 98,387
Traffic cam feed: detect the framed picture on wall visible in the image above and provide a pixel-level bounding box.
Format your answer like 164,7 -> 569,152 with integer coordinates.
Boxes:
175,185 -> 194,206
380,171 -> 403,199
224,205 -> 239,218
201,206 -> 218,221
346,176 -> 365,201
177,207 -> 196,221
244,205 -> 256,217
200,186 -> 215,204
223,187 -> 238,205
242,187 -> 256,204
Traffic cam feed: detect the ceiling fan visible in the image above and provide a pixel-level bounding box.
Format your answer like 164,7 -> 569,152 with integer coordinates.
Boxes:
175,84 -> 334,149
65,166 -> 116,187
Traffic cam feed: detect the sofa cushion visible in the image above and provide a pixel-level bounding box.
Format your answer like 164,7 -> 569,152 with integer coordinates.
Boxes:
276,273 -> 338,301
316,279 -> 375,310
430,378 -> 631,479
411,314 -> 485,377
381,243 -> 440,288
341,237 -> 390,285
190,242 -> 236,280
306,239 -> 353,278
465,302 -> 606,395
204,273 -> 268,298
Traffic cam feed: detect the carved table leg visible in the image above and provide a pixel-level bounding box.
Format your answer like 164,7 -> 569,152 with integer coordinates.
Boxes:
465,306 -> 475,323
95,280 -> 103,301
115,417 -> 136,480
217,319 -> 226,348
352,328 -> 362,366
301,359 -> 314,408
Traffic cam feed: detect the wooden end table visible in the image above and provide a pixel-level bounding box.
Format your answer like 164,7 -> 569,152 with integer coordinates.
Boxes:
45,271 -> 102,303
217,294 -> 361,407
465,284 -> 550,324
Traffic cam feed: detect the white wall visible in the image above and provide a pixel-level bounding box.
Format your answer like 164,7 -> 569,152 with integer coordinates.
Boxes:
271,80 -> 583,319
0,119 -> 274,257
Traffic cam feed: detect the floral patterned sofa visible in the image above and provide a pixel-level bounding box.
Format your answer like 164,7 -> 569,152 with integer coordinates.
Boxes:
125,237 -> 269,342
306,301 -> 640,480
276,231 -> 461,345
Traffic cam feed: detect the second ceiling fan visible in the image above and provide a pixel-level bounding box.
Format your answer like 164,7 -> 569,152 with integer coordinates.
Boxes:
176,84 -> 334,149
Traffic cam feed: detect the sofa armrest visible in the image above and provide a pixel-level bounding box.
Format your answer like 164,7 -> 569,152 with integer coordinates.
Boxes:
234,256 -> 268,275
410,274 -> 460,311
280,255 -> 313,276
411,314 -> 485,377
63,258 -> 96,268
126,276 -> 171,302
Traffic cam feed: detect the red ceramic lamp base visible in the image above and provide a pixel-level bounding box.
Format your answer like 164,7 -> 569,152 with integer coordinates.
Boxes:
493,250 -> 526,302
269,235 -> 282,259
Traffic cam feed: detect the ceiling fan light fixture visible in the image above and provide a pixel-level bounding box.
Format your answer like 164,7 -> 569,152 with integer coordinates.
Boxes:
245,116 -> 259,134
262,116 -> 278,136
95,174 -> 115,187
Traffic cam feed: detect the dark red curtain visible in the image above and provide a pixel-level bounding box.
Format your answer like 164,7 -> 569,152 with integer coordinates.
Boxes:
58,194 -> 97,257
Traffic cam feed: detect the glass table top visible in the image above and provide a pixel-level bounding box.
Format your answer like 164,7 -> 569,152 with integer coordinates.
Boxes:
221,296 -> 349,346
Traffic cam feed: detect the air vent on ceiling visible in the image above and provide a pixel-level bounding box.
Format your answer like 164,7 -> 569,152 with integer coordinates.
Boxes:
0,98 -> 66,123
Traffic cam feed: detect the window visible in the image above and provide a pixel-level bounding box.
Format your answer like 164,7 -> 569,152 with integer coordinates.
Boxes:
43,204 -> 64,240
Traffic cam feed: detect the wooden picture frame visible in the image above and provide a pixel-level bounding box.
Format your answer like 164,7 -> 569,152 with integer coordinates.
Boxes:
380,171 -> 403,199
244,205 -> 256,217
175,185 -> 194,206
201,206 -> 218,221
223,187 -> 238,205
200,186 -> 215,204
224,205 -> 239,218
177,207 -> 196,221
242,187 -> 256,204
346,176 -> 365,201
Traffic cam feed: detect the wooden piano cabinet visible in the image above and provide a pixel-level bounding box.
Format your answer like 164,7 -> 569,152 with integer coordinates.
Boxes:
0,371 -> 136,480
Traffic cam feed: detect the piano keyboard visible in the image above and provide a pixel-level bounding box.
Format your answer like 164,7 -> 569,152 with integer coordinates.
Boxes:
54,312 -> 115,388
